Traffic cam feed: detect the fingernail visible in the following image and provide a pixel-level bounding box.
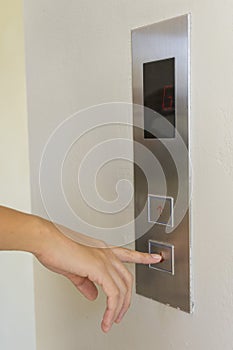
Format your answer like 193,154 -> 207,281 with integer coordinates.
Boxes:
151,254 -> 162,261
102,323 -> 111,333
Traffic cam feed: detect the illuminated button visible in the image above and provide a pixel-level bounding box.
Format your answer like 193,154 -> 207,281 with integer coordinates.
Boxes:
148,194 -> 174,227
149,240 -> 174,275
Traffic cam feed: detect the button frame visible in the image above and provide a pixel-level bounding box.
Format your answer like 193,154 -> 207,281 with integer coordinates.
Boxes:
149,240 -> 175,275
148,194 -> 174,227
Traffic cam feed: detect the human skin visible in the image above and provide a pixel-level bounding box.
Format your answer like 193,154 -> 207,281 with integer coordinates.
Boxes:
0,206 -> 161,332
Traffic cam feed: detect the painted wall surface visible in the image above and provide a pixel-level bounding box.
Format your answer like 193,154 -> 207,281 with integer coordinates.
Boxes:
24,0 -> 233,349
0,1 -> 36,349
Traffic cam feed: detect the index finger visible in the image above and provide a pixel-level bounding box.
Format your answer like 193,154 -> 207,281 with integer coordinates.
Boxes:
111,247 -> 162,264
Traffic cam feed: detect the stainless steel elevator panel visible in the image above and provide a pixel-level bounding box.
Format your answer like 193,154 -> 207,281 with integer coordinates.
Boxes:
132,15 -> 193,313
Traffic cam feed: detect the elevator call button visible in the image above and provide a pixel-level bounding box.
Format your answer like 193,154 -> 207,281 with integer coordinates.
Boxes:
148,194 -> 174,227
149,240 -> 175,275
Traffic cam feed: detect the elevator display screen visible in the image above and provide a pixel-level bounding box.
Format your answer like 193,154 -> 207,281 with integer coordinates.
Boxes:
143,58 -> 175,138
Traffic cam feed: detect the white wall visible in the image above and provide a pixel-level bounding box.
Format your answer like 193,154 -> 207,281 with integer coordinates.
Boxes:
24,0 -> 233,349
0,1 -> 36,349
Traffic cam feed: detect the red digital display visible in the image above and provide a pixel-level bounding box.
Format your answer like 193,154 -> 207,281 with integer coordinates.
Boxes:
162,85 -> 174,112
143,58 -> 175,138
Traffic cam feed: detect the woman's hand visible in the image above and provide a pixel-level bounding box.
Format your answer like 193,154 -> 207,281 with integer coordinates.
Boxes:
0,206 -> 161,333
35,221 -> 161,333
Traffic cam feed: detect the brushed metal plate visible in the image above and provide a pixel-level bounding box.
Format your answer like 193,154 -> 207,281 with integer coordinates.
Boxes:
132,14 -> 193,313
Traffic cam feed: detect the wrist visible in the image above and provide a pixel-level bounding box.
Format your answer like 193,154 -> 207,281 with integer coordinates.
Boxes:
29,216 -> 59,256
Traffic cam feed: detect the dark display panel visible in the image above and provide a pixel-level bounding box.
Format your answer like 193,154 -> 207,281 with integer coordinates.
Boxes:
143,58 -> 175,138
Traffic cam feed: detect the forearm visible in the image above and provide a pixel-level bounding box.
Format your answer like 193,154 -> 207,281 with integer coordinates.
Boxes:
0,206 -> 106,254
0,206 -> 48,254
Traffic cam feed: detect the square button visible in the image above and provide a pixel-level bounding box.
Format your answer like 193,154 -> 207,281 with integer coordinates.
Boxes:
148,194 -> 174,227
149,240 -> 175,275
